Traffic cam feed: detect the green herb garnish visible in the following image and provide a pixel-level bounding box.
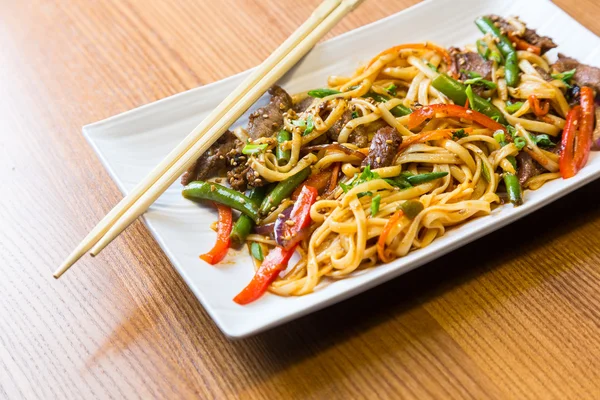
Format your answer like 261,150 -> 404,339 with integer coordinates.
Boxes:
551,69 -> 576,87
452,129 -> 468,140
307,88 -> 341,98
242,143 -> 268,155
505,101 -> 524,113
371,194 -> 381,216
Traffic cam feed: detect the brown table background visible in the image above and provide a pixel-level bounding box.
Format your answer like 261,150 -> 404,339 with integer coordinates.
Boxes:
2,0 -> 600,398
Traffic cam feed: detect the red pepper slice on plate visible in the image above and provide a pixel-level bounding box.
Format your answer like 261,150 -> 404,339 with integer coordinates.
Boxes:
233,245 -> 297,305
408,104 -> 506,133
559,105 -> 582,179
233,185 -> 318,305
200,203 -> 233,265
574,86 -> 595,169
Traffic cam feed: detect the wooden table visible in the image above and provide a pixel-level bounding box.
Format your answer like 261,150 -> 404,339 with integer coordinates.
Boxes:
3,0 -> 600,398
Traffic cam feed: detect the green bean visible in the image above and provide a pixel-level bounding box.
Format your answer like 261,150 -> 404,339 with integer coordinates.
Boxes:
230,187 -> 266,244
259,167 -> 311,216
405,172 -> 448,185
431,74 -> 507,124
475,16 -> 519,87
182,181 -> 259,222
503,173 -> 523,206
276,130 -> 291,166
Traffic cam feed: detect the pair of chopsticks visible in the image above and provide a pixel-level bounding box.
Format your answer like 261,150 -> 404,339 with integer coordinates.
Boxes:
54,0 -> 365,278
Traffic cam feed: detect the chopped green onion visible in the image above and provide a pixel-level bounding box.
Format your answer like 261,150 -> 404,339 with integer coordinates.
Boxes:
351,111 -> 359,119
476,39 -> 490,59
551,69 -> 576,87
505,101 -> 524,113
514,136 -> 527,150
465,84 -> 475,109
385,84 -> 397,96
371,194 -> 381,216
491,115 -> 501,122
493,130 -> 506,144
290,119 -> 306,127
304,114 -> 315,135
307,88 -> 341,98
250,242 -> 264,261
427,62 -> 439,72
242,143 -> 268,155
463,77 -> 497,89
460,69 -> 482,79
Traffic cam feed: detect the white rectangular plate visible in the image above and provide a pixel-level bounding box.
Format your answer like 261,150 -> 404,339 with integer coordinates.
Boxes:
85,0 -> 600,338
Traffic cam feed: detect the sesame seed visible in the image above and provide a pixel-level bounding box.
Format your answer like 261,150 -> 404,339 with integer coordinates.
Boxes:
240,198 -> 246,204
285,220 -> 295,226
214,178 -> 221,183
210,185 -> 216,192
386,140 -> 393,144
219,155 -> 225,160
466,109 -> 473,114
376,156 -> 381,163
262,114 -> 269,118
270,206 -> 276,211
278,213 -> 285,218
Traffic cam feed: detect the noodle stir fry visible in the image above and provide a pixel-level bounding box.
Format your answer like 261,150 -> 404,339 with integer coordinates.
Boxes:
182,15 -> 600,304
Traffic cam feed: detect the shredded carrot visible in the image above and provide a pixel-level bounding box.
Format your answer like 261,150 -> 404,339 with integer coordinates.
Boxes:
507,32 -> 541,55
528,94 -> 549,117
398,128 -> 473,152
328,162 -> 341,192
366,43 -> 453,73
377,210 -> 404,262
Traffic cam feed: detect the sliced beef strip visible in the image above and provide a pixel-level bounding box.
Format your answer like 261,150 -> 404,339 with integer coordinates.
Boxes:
487,15 -> 557,54
451,48 -> 493,80
247,85 -> 292,140
361,126 -> 402,169
534,65 -> 552,81
326,110 -> 368,148
516,151 -> 546,185
180,130 -> 238,185
516,145 -> 560,185
552,53 -> 600,93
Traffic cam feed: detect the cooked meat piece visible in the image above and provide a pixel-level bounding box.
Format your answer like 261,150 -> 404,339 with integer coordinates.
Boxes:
535,65 -> 552,81
247,85 -> 292,139
516,151 -> 546,185
487,15 -> 557,54
326,110 -> 368,148
225,145 -> 266,192
361,126 -> 402,169
293,96 -> 315,113
451,48 -> 493,80
552,53 -> 600,93
180,130 -> 238,185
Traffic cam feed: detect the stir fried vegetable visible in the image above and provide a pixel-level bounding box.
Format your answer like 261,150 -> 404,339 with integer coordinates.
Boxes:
475,16 -> 519,86
183,181 -> 259,222
200,204 -> 233,265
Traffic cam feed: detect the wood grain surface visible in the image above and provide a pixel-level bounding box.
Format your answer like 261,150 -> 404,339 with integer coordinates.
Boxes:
2,0 -> 600,398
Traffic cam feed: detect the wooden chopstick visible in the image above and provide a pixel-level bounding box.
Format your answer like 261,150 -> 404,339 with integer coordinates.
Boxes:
87,0 -> 365,258
55,0 -> 364,278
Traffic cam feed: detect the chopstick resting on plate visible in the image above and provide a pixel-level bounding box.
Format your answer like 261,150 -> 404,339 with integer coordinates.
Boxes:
54,0 -> 365,278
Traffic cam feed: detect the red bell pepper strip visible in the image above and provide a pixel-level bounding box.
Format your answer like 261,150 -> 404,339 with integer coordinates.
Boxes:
233,185 -> 318,304
507,32 -> 541,55
408,104 -> 507,132
559,106 -> 582,179
574,86 -> 595,169
282,185 -> 318,250
200,203 -> 233,265
233,245 -> 297,305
